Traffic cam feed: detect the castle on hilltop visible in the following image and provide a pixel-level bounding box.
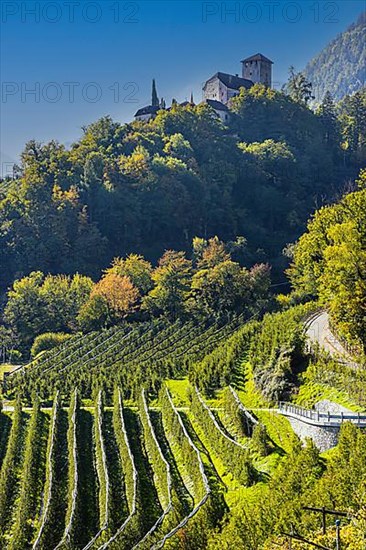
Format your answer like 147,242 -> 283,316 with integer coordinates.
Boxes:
134,53 -> 273,123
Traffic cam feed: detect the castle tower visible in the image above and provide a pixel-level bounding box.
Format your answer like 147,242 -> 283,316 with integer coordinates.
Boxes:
241,54 -> 273,88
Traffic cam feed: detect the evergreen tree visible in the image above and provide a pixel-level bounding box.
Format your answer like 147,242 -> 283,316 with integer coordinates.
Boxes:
338,88 -> 366,162
285,66 -> 314,105
316,91 -> 340,146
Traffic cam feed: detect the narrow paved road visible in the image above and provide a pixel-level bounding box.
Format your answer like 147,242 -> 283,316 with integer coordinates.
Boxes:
306,311 -> 357,366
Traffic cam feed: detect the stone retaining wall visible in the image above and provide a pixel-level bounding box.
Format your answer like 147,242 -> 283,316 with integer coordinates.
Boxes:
284,400 -> 361,452
286,417 -> 339,452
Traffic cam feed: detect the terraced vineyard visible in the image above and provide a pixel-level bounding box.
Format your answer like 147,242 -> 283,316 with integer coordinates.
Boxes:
2,306 -> 364,548
5,316 -> 246,399
0,315 -> 278,549
0,378 -> 281,550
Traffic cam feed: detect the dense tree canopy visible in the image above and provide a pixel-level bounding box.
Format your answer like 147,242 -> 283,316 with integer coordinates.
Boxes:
0,86 -> 364,293
4,272 -> 93,351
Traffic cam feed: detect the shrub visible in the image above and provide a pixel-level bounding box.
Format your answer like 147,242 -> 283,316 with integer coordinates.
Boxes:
31,332 -> 73,358
251,424 -> 271,457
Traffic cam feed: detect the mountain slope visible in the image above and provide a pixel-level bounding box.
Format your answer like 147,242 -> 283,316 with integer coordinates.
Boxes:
304,12 -> 366,102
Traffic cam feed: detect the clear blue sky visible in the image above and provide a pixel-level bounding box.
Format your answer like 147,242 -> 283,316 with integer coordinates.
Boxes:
0,0 -> 364,171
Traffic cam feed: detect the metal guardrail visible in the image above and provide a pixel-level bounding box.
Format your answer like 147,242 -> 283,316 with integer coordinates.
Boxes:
302,308 -> 324,330
278,402 -> 366,427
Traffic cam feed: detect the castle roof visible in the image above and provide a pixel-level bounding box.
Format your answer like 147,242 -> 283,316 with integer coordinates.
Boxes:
204,72 -> 253,91
241,53 -> 273,64
204,99 -> 229,112
134,105 -> 161,117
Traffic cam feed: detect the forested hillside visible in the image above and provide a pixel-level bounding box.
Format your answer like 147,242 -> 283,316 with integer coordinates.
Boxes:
304,12 -> 366,102
1,9 -> 366,549
1,85 -> 364,296
1,83 -> 365,361
1,157 -> 366,550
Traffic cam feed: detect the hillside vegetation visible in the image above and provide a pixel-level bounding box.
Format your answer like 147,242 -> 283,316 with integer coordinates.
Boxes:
1,83 -> 365,361
1,84 -> 364,296
288,169 -> 366,352
0,45 -> 366,548
304,12 -> 366,101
